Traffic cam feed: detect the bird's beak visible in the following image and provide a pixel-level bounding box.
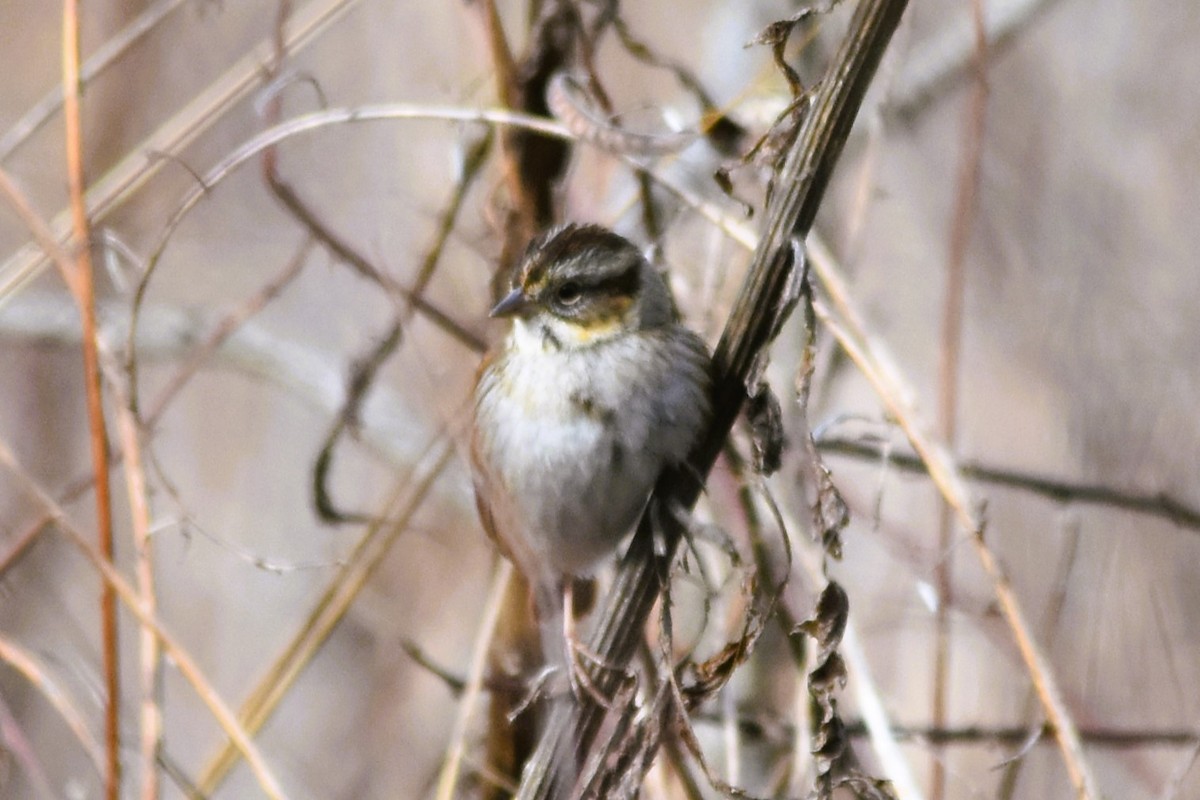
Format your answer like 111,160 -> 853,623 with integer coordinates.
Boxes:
489,287 -> 531,318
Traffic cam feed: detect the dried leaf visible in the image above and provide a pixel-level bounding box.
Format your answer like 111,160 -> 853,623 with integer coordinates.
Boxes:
747,384 -> 785,475
714,165 -> 735,197
746,4 -> 838,97
746,19 -> 797,49
833,775 -> 900,800
811,704 -> 847,765
746,2 -> 842,48
808,650 -> 847,695
815,463 -> 849,559
795,580 -> 848,651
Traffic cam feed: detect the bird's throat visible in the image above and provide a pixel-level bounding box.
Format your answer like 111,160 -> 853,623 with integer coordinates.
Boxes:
511,315 -> 625,354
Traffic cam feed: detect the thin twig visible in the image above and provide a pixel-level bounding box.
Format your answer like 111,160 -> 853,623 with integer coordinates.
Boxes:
698,713 -> 1200,749
124,102 -> 572,287
307,136 -> 490,522
0,438 -> 289,800
104,354 -> 161,800
0,633 -> 107,777
61,5 -> 121,795
814,438 -> 1200,532
127,103 -> 539,398
0,168 -> 78,292
0,512 -> 53,579
434,560 -> 514,800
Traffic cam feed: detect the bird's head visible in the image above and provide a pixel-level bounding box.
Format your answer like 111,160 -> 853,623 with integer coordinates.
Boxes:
490,224 -> 674,351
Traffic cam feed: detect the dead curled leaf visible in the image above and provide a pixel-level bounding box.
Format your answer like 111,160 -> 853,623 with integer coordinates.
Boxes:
814,462 -> 849,559
746,383 -> 785,475
808,650 -> 847,695
683,619 -> 763,703
811,700 -> 847,763
794,580 -> 849,652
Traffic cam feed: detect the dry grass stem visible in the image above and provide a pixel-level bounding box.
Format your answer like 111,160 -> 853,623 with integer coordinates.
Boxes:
0,513 -> 53,578
930,3 -> 988,794
139,104 -> 570,270
61,5 -> 121,793
434,560 -> 514,800
842,625 -> 925,800
102,353 -> 161,800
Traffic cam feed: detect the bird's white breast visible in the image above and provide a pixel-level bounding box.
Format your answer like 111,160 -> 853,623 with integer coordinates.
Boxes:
474,319 -> 708,580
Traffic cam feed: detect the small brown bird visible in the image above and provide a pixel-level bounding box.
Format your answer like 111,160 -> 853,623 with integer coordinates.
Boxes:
470,223 -> 711,669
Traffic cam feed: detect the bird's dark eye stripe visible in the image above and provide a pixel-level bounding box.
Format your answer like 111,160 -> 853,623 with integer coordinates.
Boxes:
551,261 -> 639,303
588,261 -> 641,298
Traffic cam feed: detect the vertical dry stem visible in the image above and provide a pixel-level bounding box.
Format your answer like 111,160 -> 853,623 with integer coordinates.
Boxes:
62,4 -> 121,797
931,1 -> 989,795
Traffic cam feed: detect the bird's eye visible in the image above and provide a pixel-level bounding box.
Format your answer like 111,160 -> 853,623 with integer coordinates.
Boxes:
556,281 -> 583,306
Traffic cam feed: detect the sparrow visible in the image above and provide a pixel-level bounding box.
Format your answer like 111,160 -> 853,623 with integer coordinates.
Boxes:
470,223 -> 712,669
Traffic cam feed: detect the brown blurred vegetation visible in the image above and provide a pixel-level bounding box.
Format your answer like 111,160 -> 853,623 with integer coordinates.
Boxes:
0,1 -> 1198,798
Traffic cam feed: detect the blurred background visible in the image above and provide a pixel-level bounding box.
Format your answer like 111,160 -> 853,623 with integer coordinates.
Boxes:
0,1 -> 1197,798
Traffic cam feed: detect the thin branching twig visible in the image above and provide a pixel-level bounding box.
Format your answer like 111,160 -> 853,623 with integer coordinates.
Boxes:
619,93 -> 1102,800
814,439 -> 1200,532
126,103 -> 540,397
810,306 -> 1100,798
